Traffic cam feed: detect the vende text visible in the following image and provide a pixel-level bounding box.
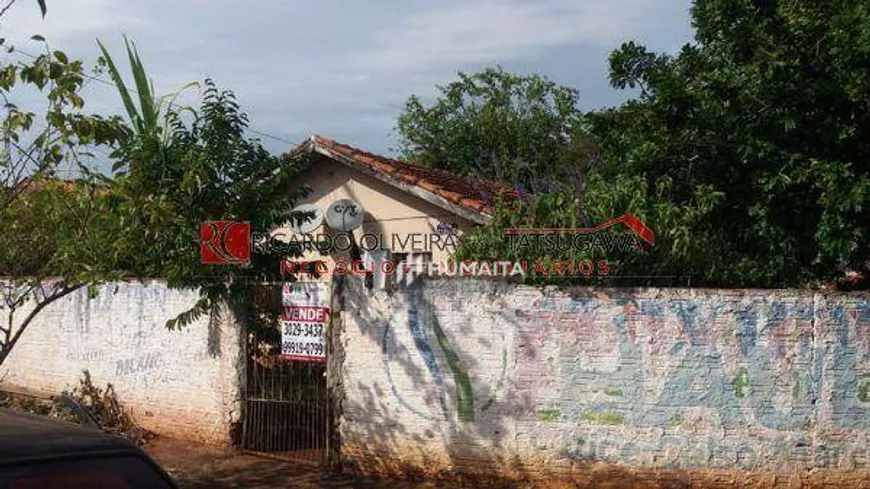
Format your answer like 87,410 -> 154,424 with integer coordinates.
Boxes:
283,306 -> 329,323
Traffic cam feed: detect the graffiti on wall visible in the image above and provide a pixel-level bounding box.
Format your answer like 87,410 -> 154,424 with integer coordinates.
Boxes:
516,295 -> 817,427
357,278 -> 870,469
379,283 -> 509,423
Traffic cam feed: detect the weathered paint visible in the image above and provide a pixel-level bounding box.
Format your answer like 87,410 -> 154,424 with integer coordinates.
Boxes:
341,277 -> 870,481
1,281 -> 243,446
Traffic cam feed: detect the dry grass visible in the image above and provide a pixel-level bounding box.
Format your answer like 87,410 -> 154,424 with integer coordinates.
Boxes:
0,369 -> 154,446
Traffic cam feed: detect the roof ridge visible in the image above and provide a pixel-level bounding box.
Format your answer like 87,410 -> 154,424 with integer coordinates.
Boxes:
294,135 -> 520,223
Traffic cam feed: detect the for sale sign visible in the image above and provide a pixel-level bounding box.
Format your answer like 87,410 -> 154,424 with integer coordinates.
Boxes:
284,306 -> 329,323
282,282 -> 330,307
280,283 -> 330,363
281,318 -> 326,361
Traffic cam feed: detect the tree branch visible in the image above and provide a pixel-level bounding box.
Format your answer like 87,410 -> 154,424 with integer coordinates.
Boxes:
0,282 -> 82,366
0,0 -> 17,17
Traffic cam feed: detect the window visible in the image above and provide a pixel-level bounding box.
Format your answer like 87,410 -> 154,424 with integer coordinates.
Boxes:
390,252 -> 432,287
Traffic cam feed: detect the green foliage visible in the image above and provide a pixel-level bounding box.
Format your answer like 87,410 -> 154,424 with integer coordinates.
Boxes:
584,0 -> 870,286
396,66 -> 583,192
1,44 -> 128,212
83,38 -> 308,329
97,37 -> 156,137
455,1 -> 870,288
0,39 -> 129,366
0,180 -> 126,282
96,36 -> 197,143
456,173 -> 722,284
108,78 -> 309,329
1,37 -> 305,365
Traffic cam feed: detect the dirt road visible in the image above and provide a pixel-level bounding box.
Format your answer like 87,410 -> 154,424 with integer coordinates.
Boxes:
145,437 -> 454,489
145,437 -> 870,489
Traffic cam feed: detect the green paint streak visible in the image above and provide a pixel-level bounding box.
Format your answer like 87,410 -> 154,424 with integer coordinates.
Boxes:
859,381 -> 870,403
583,412 -> 623,425
538,408 -> 561,422
604,388 -> 623,397
723,324 -> 735,342
733,367 -> 749,398
430,309 -> 474,422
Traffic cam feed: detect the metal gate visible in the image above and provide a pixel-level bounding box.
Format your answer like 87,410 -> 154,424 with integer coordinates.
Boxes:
240,285 -> 330,464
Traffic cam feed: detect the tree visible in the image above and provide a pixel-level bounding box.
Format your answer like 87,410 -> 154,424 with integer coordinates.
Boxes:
396,66 -> 583,193
103,73 -> 309,329
454,171 -> 721,285
457,1 -> 870,288
0,44 -> 127,365
0,180 -> 125,365
582,0 -> 870,287
0,36 -> 307,367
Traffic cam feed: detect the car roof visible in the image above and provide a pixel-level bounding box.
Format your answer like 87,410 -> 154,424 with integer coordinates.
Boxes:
0,408 -> 137,463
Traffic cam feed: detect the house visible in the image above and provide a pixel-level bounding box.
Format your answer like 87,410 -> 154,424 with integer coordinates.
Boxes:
274,135 -> 518,281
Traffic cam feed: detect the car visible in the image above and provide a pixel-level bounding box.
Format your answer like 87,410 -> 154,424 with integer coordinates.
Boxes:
0,407 -> 179,489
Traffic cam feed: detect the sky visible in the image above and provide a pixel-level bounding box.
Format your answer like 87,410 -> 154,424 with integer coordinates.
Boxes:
1,0 -> 694,158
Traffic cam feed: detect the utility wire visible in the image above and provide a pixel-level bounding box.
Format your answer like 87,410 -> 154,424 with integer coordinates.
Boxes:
10,47 -> 302,146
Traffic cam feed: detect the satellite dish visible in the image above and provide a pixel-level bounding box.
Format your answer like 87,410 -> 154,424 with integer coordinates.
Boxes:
287,204 -> 324,234
325,198 -> 364,231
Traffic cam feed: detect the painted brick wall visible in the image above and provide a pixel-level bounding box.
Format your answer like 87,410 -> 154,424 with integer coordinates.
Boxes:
340,278 -> 870,481
1,281 -> 243,446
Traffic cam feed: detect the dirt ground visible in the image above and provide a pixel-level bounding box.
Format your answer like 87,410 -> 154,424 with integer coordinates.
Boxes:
145,437 -> 456,489
146,437 -> 870,489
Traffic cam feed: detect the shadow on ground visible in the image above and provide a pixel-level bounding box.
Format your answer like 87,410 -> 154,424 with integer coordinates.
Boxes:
146,437 -> 456,489
147,435 -> 870,489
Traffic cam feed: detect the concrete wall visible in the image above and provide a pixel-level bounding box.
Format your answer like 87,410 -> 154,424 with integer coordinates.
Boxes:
1,281 -> 243,446
340,278 -> 870,481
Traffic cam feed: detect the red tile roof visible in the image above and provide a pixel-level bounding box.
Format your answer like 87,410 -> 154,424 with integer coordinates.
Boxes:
7,177 -> 85,194
285,135 -> 518,223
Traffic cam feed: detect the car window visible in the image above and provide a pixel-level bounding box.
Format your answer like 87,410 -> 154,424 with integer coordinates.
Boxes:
0,455 -> 174,489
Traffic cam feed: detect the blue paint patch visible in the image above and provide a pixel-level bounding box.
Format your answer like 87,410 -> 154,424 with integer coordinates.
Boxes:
831,305 -> 850,347
612,312 -> 627,339
858,301 -> 870,323
535,296 -> 557,312
640,300 -> 664,318
672,300 -> 703,347
770,302 -> 788,322
735,305 -> 758,357
381,318 -> 441,422
794,302 -> 814,321
407,301 -> 449,417
564,297 -> 595,315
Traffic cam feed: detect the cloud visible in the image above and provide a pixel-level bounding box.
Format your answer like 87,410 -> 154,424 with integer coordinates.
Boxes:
351,0 -> 657,74
0,0 -> 691,157
1,0 -> 143,43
